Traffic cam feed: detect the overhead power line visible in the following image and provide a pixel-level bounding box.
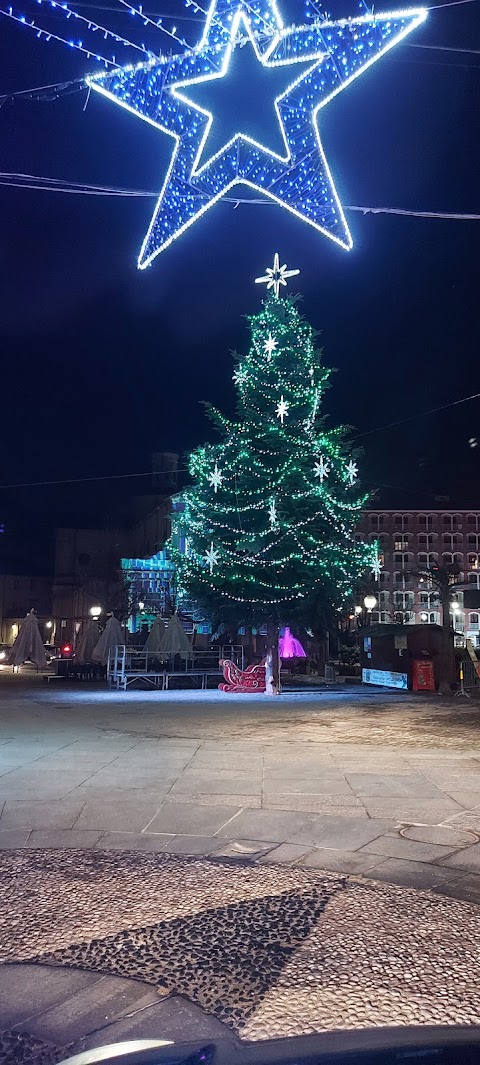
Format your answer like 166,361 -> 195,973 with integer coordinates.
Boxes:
1,393 -> 480,492
0,172 -> 479,221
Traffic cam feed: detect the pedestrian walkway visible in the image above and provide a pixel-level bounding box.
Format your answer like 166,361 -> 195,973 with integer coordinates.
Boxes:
0,675 -> 480,898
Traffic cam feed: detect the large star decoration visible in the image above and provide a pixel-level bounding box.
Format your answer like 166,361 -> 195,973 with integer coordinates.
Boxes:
88,0 -> 427,268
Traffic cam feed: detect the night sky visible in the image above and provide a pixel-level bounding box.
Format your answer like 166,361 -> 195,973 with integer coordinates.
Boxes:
0,0 -> 479,565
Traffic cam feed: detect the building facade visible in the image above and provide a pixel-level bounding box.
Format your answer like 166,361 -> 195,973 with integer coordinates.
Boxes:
0,574 -> 52,644
356,509 -> 480,645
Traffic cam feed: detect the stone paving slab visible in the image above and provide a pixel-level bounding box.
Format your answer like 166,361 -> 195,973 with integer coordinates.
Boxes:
0,965 -> 99,1028
215,809 -> 316,842
434,873 -> 480,903
147,803 -> 241,836
368,858 -> 462,890
97,832 -> 175,852
16,976 -> 161,1044
1,680 -> 480,892
0,801 -> 86,830
438,842 -> 480,871
287,815 -> 396,850
360,837 -> 458,863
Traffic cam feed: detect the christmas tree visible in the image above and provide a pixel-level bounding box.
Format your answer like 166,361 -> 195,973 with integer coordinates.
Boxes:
172,256 -> 375,644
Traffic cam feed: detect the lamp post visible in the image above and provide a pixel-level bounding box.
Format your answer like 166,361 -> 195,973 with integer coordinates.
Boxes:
364,594 -> 377,616
90,606 -> 102,619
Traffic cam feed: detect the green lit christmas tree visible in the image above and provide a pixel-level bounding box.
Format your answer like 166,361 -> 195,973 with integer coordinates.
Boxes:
172,255 -> 376,643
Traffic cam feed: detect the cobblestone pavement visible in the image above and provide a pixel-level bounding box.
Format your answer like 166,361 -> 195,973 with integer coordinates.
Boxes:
0,850 -> 479,1064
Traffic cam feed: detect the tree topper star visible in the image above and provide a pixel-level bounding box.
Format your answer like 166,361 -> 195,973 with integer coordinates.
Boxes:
256,254 -> 300,298
87,0 -> 427,268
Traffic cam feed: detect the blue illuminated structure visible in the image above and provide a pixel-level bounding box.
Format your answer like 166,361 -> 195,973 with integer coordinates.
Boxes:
87,0 -> 426,267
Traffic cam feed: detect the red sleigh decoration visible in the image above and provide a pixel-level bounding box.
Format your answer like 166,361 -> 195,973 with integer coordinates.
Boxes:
219,658 -> 266,693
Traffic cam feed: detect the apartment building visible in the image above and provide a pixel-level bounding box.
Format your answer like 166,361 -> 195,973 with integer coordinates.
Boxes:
356,510 -> 480,645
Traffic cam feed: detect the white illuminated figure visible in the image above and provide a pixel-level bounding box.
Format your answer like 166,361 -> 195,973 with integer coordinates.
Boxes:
268,498 -> 278,529
314,456 -> 330,483
346,460 -> 358,486
371,549 -> 383,580
275,395 -> 289,425
208,463 -> 223,493
205,542 -> 220,574
264,334 -> 278,358
255,254 -> 300,298
87,0 -> 427,267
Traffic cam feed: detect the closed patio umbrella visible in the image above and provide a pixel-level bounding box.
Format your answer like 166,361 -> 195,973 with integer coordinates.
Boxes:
157,614 -> 192,659
75,619 -> 101,664
143,615 -> 166,653
8,610 -> 47,670
92,615 -> 124,667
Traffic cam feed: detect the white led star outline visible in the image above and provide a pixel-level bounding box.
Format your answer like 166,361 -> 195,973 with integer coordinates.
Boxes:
255,254 -> 300,298
87,0 -> 427,268
172,10 -> 323,178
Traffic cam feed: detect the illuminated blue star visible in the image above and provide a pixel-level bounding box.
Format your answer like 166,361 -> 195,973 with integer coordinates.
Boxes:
88,0 -> 427,268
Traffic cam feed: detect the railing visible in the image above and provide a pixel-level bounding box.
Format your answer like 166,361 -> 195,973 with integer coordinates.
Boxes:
107,644 -> 244,691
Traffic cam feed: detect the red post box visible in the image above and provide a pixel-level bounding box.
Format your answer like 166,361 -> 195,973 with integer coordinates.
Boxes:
412,657 -> 435,692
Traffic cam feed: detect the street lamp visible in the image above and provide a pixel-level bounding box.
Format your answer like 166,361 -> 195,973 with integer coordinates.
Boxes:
138,601 -> 145,611
364,595 -> 377,612
90,606 -> 102,618
354,605 -> 362,616
45,621 -> 52,629
420,611 -> 428,622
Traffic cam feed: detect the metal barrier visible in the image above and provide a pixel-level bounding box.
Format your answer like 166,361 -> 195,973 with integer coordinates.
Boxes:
459,657 -> 480,691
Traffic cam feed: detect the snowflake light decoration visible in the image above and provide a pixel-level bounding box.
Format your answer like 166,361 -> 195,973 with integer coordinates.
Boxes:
87,0 -> 427,267
233,364 -> 248,387
346,460 -> 358,486
275,395 -> 289,425
264,334 -> 278,359
371,549 -> 383,580
208,462 -> 223,493
205,541 -> 220,574
314,456 -> 330,483
268,497 -> 278,529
